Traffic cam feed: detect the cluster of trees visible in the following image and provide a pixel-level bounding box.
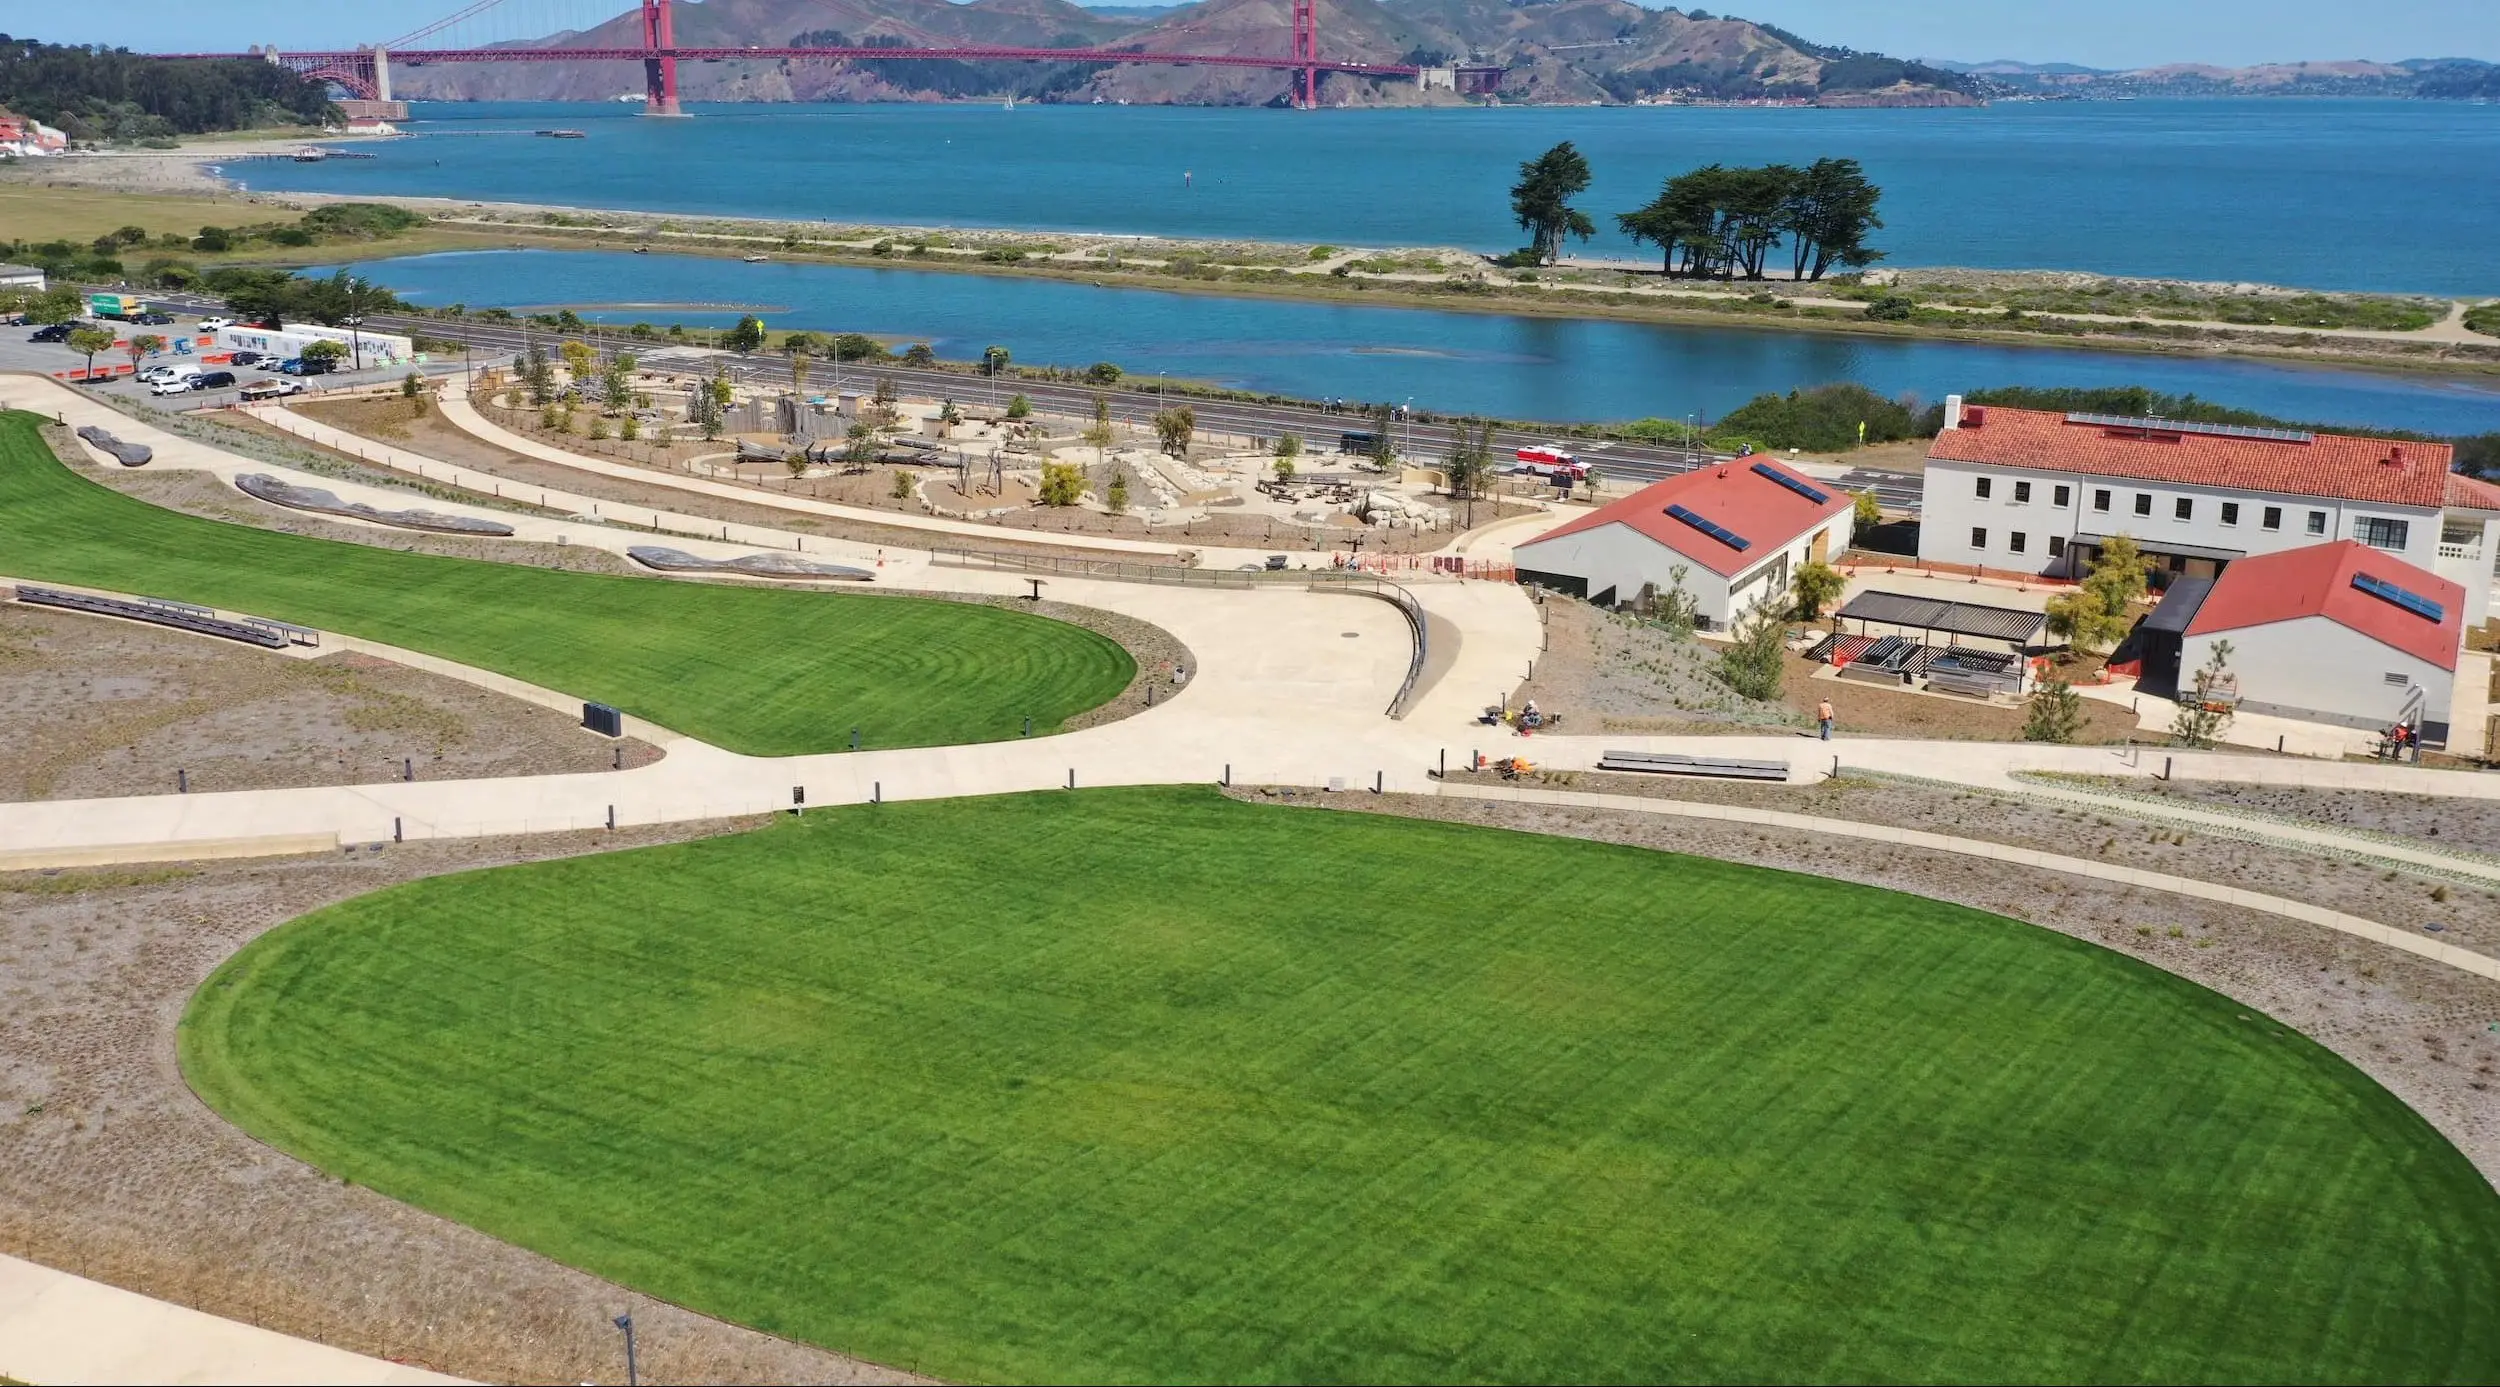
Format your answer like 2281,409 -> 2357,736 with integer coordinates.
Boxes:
2,205 -> 426,290
1509,141 -> 1885,280
1618,158 -> 1886,281
1715,384 -> 1919,454
206,268 -> 402,330
0,36 -> 336,141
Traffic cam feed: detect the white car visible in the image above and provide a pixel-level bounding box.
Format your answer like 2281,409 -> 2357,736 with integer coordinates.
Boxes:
197,317 -> 232,332
148,376 -> 195,396
137,365 -> 184,384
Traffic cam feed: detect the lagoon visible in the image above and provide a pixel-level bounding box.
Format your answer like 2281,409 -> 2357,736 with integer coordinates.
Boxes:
342,249 -> 2500,434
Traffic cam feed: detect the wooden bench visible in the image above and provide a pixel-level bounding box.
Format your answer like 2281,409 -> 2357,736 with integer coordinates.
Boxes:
1596,751 -> 1790,781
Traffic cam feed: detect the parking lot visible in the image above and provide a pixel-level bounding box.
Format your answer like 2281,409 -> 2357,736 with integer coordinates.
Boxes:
0,312 -> 465,416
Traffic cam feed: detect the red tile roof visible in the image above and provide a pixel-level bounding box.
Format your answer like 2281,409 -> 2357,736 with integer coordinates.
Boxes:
1927,406 -> 2452,509
2448,472 -> 2500,512
1517,458 -> 1851,578
2184,540 -> 2464,671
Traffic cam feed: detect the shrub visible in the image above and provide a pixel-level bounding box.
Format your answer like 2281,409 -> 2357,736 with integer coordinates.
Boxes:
1864,295 -> 1915,321
2023,681 -> 2086,743
1005,394 -> 1032,420
1038,461 -> 1085,507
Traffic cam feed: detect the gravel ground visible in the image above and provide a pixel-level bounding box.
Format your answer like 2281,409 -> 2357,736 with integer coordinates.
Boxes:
2058,776 -> 2500,855
1510,769 -> 2500,960
1514,598 -> 2137,742
0,606 -> 660,800
0,823 -> 922,1386
1254,786 -> 2500,1188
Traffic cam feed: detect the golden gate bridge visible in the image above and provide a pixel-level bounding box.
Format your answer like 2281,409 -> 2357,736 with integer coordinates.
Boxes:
165,0 -> 1503,115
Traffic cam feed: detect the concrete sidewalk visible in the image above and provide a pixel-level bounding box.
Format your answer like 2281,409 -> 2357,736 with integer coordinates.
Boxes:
0,1252 -> 465,1385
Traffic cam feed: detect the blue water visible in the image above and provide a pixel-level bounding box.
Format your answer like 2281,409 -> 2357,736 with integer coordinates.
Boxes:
343,249 -> 2500,434
247,100 -> 2500,295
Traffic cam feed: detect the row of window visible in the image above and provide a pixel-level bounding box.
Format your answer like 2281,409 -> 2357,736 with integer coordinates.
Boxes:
1969,474 -> 2410,550
1968,530 -> 2069,557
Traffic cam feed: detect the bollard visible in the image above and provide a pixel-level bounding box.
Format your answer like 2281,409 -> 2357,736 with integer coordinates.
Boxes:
1023,716 -> 1032,738
1067,767 -> 1076,790
2277,735 -> 2285,753
393,817 -> 402,843
792,785 -> 806,813
613,744 -> 623,770
1439,748 -> 1446,777
1832,755 -> 1840,777
606,804 -> 616,831
2162,756 -> 2172,781
403,757 -> 413,783
1374,770 -> 1384,794
1223,762 -> 1231,787
874,781 -> 882,804
850,726 -> 861,750
1146,683 -> 1155,707
177,768 -> 188,794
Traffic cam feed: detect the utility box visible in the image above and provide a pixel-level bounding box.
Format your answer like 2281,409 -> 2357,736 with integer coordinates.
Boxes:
582,702 -> 624,738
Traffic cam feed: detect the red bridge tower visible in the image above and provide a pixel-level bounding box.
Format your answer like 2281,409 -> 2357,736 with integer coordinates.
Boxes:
641,0 -> 682,116
1292,0 -> 1317,109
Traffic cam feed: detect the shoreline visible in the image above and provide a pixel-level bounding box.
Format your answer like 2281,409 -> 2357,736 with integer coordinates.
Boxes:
10,140 -> 2499,383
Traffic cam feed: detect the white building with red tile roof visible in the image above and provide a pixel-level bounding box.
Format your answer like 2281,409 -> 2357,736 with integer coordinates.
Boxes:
1920,401 -> 2500,629
1513,457 -> 1855,627
2153,540 -> 2466,745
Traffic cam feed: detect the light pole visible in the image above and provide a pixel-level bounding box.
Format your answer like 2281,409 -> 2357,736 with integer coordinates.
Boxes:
1685,411 -> 1697,468
613,1313 -> 638,1387
1402,396 -> 1414,461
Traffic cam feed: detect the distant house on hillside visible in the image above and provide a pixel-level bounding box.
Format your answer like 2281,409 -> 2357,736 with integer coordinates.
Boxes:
0,107 -> 69,157
1514,457 -> 1854,626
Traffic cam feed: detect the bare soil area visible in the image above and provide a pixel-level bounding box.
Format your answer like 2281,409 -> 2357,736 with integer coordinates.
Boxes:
1512,598 -> 2137,743
0,606 -> 660,800
0,823 -> 919,1386
1254,786 -> 2500,1187
2060,776 -> 2500,856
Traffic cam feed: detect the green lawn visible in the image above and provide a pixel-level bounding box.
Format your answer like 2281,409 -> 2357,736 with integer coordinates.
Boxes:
0,411 -> 1129,753
181,788 -> 2500,1384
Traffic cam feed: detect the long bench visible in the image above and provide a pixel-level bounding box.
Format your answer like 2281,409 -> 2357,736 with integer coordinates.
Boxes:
1596,750 -> 1790,781
13,584 -> 292,650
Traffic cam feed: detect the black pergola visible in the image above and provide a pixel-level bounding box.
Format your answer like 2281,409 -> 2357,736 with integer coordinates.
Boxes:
1834,591 -> 2048,646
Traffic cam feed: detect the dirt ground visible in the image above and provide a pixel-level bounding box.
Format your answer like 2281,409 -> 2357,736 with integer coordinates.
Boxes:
0,823 -> 922,1386
0,606 -> 660,800
1251,786 -> 2500,1187
1512,597 -> 2138,743
2062,776 -> 2500,856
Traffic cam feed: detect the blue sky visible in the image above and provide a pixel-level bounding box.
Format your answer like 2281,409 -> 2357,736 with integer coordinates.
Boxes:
13,1 -> 2497,71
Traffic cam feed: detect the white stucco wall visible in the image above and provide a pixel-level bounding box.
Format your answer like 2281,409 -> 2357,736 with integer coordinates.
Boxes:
1918,457 -> 2445,577
2181,615 -> 2454,736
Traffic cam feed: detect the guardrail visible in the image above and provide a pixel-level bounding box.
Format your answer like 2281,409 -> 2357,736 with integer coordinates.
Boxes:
12,583 -> 317,650
1310,576 -> 1430,719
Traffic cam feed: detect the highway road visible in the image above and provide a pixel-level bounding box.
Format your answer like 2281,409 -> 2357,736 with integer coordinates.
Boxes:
129,295 -> 1930,512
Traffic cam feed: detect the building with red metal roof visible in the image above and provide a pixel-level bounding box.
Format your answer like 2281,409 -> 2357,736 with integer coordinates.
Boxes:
2151,540 -> 2465,745
1514,457 -> 1854,626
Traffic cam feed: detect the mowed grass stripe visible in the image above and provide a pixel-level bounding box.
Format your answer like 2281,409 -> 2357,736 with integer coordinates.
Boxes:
0,412 -> 1130,753
182,788 -> 2500,1383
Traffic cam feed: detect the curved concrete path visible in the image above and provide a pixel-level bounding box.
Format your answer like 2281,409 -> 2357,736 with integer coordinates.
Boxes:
0,1252 -> 465,1385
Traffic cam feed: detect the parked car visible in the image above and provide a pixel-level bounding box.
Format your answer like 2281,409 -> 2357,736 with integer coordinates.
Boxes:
134,312 -> 174,326
239,378 -> 304,402
148,376 -> 196,396
198,317 -> 232,332
193,370 -> 237,390
27,322 -> 72,343
278,357 -> 334,377
229,350 -> 263,367
139,364 -> 200,386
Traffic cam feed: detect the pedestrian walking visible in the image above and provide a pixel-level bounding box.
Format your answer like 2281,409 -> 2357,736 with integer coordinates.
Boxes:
1817,697 -> 1835,741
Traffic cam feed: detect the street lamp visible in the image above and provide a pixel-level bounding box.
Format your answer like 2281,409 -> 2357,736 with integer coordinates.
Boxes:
613,1313 -> 638,1387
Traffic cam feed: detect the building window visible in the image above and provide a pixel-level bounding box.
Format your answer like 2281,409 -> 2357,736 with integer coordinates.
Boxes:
2053,485 -> 2071,507
2134,493 -> 2153,516
2009,531 -> 2028,553
2048,535 -> 2066,558
2014,480 -> 2032,503
2357,517 -> 2411,551
2221,502 -> 2240,526
2263,505 -> 2282,531
1970,527 -> 1987,550
1975,476 -> 1992,500
2307,510 -> 2328,536
2092,488 -> 2111,512
2383,672 -> 2411,688
2174,497 -> 2193,521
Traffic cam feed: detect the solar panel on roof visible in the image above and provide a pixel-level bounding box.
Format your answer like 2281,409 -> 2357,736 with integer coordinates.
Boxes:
1750,462 -> 1830,504
2351,571 -> 2446,624
1665,503 -> 1751,551
2065,412 -> 2315,445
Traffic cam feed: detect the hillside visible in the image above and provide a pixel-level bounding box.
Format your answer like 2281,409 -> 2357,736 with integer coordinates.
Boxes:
385,0 -> 1981,107
1937,56 -> 2500,100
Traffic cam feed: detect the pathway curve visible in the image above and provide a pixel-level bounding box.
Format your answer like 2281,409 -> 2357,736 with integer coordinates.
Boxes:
0,1252 -> 466,1386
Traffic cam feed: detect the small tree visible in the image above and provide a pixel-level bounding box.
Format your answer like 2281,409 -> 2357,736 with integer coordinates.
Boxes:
1367,402 -> 1397,466
1852,489 -> 1883,530
845,421 -> 877,466
123,333 -> 166,377
1107,469 -> 1130,513
1510,140 -> 1596,266
787,348 -> 813,399
891,468 -> 915,500
1652,564 -> 1699,640
1085,360 -> 1122,385
620,414 -> 641,442
785,451 -> 809,480
901,343 -> 936,368
2048,535 -> 2156,652
1084,393 -> 1114,449
559,338 -> 596,387
982,344 -> 1011,378
1716,602 -> 1790,701
1038,460 -> 1085,506
521,344 -> 554,405
2170,639 -> 2236,749
1153,406 -> 1196,458
1005,393 -> 1032,420
402,370 -> 429,414
1790,560 -> 1845,621
2023,680 -> 2086,744
873,376 -> 899,406
299,339 -> 347,373
1274,456 -> 1298,483
1275,432 -> 1302,462
724,315 -> 767,355
67,325 -> 116,381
